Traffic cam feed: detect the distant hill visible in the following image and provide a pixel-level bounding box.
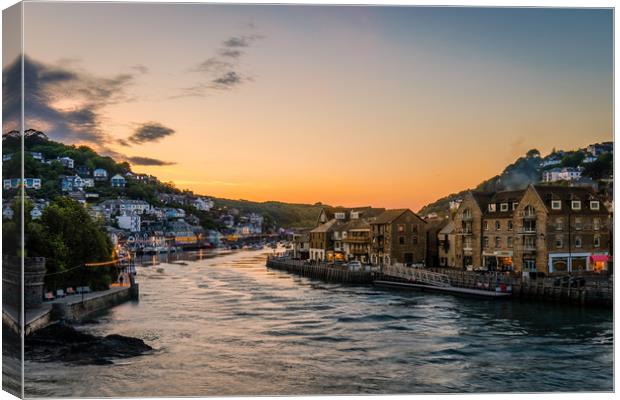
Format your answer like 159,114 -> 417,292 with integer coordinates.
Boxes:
418,146 -> 613,218
2,130 -> 325,229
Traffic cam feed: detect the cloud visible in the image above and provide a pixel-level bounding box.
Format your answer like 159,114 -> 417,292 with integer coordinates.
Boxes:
131,64 -> 149,74
3,55 -> 135,145
127,122 -> 175,145
177,31 -> 263,97
223,36 -> 250,48
212,71 -> 243,88
126,156 -> 176,166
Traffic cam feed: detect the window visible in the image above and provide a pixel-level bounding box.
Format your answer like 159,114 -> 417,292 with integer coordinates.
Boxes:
575,236 -> 582,248
555,217 -> 563,231
508,221 -> 513,231
412,225 -> 418,234
571,200 -> 581,210
495,237 -> 501,248
495,221 -> 501,230
523,259 -> 536,271
399,236 -> 405,245
483,221 -> 489,230
488,204 -> 496,212
463,208 -> 471,219
412,236 -> 418,245
593,218 -> 600,231
398,224 -> 405,233
574,217 -> 582,231
551,200 -> 562,210
555,235 -> 563,248
594,235 -> 601,247
507,237 -> 513,248
590,201 -> 600,210
524,205 -> 536,217
483,236 -> 489,248
500,203 -> 509,212
512,202 -> 518,210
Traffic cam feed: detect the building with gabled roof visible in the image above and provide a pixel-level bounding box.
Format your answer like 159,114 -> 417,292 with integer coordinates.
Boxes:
369,209 -> 427,266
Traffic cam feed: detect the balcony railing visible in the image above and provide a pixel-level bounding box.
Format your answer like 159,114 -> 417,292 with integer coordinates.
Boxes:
344,236 -> 370,243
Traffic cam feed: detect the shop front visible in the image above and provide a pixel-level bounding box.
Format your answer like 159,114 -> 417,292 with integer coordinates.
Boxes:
483,251 -> 513,272
590,254 -> 609,272
548,253 -> 603,274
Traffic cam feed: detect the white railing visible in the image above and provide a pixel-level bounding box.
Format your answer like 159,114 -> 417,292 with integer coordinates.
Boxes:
382,264 -> 452,287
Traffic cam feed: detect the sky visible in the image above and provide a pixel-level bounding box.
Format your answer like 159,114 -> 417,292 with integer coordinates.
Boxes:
3,3 -> 613,210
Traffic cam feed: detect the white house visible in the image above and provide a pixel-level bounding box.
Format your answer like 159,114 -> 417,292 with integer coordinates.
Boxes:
4,178 -> 41,190
117,214 -> 141,232
30,206 -> 43,220
57,156 -> 75,169
542,167 -> 583,183
93,168 -> 109,180
193,197 -> 214,211
110,174 -> 126,188
3,204 -> 14,219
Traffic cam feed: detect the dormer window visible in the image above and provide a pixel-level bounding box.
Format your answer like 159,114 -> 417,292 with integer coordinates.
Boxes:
488,204 -> 496,212
512,202 -> 518,210
551,200 -> 562,210
590,201 -> 600,210
335,212 -> 346,220
571,201 -> 581,211
500,203 -> 509,212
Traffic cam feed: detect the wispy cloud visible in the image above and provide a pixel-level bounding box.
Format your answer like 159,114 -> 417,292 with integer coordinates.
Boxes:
176,30 -> 263,97
126,156 -> 176,166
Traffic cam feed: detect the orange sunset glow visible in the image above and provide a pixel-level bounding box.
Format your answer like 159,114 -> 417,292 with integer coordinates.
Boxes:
4,4 -> 612,210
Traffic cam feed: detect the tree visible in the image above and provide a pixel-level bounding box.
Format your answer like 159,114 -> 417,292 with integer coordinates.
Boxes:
526,149 -> 540,158
561,152 -> 585,168
27,197 -> 114,290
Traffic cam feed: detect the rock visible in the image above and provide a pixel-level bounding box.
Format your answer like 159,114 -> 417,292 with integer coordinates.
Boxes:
25,323 -> 152,365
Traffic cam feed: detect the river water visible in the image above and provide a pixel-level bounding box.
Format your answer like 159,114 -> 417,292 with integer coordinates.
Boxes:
24,248 -> 613,396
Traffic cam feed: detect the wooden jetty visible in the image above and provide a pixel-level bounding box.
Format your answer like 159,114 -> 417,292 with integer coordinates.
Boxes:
266,256 -> 373,284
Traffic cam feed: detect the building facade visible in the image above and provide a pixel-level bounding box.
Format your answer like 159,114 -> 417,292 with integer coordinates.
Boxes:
369,209 -> 427,266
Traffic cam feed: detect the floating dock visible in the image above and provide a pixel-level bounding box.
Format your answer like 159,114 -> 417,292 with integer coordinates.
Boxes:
373,280 -> 512,298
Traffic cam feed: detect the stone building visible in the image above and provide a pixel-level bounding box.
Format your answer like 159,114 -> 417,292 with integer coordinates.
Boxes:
453,185 -> 611,275
369,209 -> 427,266
438,221 -> 456,267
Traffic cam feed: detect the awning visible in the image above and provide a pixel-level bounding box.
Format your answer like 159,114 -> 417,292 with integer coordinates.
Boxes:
590,254 -> 609,262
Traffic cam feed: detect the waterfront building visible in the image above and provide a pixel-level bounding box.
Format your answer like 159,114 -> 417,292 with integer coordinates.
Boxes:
341,218 -> 372,263
369,209 -> 427,266
438,221 -> 456,267
292,230 -> 310,259
309,219 -> 339,261
425,218 -> 450,267
453,185 -> 611,275
110,174 -> 126,187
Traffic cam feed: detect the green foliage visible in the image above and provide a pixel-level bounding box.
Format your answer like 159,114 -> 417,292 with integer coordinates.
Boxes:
526,149 -> 540,158
561,151 -> 585,168
213,198 -> 322,229
583,153 -> 613,180
25,197 -> 114,291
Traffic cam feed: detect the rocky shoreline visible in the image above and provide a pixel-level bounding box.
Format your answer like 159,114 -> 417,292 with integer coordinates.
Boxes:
25,323 -> 152,365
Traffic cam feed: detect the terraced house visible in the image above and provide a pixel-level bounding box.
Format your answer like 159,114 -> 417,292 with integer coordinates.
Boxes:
453,185 -> 611,275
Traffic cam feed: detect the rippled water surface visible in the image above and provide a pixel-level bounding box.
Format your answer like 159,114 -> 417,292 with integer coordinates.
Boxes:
24,249 -> 613,396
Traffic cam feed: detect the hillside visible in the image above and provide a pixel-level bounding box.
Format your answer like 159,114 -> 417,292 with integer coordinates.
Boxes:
212,198 -> 323,229
418,146 -> 613,217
